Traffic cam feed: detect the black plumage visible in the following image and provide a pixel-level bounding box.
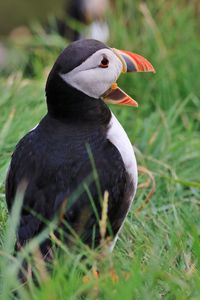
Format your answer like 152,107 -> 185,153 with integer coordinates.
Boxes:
6,39 -> 135,254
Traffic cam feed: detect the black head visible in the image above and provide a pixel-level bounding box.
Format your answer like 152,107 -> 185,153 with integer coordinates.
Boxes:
45,39 -> 155,123
46,39 -> 109,81
45,39 -> 124,123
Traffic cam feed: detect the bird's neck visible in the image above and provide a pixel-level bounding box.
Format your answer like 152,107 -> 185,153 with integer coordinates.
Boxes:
46,76 -> 111,125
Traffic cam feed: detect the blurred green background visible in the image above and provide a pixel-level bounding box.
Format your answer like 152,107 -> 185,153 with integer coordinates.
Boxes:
0,0 -> 200,299
0,0 -> 64,35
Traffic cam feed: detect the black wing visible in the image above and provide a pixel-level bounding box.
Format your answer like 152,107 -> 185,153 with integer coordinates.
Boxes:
6,130 -> 66,244
6,123 -> 134,250
69,139 -> 134,247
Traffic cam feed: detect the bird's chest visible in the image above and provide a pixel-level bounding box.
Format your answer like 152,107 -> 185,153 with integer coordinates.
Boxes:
44,126 -> 106,171
106,113 -> 138,192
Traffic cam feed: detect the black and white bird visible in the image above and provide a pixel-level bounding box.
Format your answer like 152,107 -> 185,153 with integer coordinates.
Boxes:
6,39 -> 155,254
58,0 -> 109,42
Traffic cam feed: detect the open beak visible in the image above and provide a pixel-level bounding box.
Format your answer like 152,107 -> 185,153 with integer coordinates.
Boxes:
102,48 -> 156,107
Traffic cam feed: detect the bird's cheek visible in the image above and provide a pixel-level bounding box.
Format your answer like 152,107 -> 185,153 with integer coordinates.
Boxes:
106,66 -> 121,85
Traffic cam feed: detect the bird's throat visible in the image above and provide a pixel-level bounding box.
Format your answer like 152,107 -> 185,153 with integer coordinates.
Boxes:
46,76 -> 111,125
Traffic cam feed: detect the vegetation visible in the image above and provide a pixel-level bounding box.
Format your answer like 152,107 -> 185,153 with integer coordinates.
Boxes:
0,1 -> 200,299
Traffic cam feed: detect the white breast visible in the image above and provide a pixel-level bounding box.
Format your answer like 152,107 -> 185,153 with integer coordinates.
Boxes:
106,112 -> 138,252
107,113 -> 138,193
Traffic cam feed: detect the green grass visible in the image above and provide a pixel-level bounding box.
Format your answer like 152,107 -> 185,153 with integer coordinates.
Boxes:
0,0 -> 200,299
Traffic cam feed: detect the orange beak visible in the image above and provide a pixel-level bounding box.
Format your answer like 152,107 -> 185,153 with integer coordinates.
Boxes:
102,48 -> 156,107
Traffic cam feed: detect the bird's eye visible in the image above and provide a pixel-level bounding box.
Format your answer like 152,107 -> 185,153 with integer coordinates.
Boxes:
99,57 -> 109,68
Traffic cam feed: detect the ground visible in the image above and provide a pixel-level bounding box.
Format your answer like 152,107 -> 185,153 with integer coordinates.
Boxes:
0,1 -> 200,299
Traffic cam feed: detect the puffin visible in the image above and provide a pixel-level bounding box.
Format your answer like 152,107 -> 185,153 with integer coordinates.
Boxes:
6,39 -> 155,255
57,0 -> 109,42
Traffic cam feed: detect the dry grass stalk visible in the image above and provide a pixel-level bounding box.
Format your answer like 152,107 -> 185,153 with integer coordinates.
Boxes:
109,268 -> 119,283
99,190 -> 109,245
32,246 -> 49,283
58,197 -> 68,222
136,165 -> 156,214
139,2 -> 167,59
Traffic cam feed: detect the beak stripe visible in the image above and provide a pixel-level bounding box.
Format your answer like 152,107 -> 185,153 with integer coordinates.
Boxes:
120,50 -> 156,73
112,48 -> 127,73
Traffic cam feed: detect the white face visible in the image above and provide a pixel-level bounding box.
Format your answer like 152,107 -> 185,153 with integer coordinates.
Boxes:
60,48 -> 123,99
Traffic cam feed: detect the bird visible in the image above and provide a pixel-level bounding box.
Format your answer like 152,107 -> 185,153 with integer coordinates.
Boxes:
57,0 -> 109,42
6,39 -> 155,256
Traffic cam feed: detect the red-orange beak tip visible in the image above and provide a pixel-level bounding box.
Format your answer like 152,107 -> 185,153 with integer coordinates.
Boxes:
114,48 -> 156,74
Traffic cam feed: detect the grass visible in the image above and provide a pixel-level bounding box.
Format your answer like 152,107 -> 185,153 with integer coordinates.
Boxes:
0,0 -> 200,299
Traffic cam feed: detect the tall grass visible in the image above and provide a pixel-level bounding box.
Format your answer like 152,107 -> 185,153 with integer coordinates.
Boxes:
0,0 -> 200,299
